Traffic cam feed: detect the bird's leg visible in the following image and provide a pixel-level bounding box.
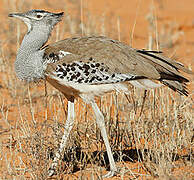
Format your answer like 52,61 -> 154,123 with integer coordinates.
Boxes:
48,99 -> 75,176
91,101 -> 117,178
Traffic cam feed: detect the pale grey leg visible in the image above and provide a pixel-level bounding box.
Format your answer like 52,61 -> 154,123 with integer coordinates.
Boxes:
48,100 -> 75,176
91,102 -> 117,178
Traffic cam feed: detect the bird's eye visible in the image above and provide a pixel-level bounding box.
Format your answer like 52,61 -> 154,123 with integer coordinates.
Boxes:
36,14 -> 43,19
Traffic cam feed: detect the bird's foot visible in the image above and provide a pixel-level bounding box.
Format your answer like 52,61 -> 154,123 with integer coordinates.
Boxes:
102,169 -> 118,178
48,163 -> 57,177
48,167 -> 57,177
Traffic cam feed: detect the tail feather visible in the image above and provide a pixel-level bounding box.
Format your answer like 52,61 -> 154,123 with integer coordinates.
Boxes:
161,79 -> 189,96
159,72 -> 189,83
137,50 -> 194,75
136,49 -> 193,96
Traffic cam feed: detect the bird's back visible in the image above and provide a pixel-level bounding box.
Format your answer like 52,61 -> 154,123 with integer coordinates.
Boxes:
43,36 -> 193,97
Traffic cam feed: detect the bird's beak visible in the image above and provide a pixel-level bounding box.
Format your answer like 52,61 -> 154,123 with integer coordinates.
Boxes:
8,12 -> 26,20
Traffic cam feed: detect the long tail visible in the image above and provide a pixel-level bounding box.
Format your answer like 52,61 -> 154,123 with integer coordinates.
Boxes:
137,50 -> 193,96
161,79 -> 188,96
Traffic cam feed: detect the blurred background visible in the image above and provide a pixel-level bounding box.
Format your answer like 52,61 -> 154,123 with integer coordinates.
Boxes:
0,0 -> 193,179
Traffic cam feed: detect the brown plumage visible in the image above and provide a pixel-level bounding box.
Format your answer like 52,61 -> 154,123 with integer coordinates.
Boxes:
44,36 -> 193,97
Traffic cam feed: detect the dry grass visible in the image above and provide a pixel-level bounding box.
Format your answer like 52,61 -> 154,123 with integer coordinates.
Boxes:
0,0 -> 193,179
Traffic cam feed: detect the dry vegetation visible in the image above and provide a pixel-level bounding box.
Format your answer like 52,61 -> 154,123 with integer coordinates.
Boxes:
0,0 -> 193,179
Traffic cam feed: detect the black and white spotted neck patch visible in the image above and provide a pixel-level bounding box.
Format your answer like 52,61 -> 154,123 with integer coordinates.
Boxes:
44,50 -> 72,64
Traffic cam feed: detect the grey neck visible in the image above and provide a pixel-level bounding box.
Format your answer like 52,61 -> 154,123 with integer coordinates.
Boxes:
18,26 -> 50,57
15,25 -> 51,82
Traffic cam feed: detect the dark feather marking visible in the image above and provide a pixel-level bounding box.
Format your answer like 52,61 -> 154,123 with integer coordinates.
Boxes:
161,80 -> 188,96
159,72 -> 189,83
139,49 -> 163,53
137,49 -> 179,71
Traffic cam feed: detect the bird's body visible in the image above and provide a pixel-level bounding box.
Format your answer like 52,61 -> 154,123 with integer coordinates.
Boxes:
44,35 -> 192,101
9,9 -> 193,178
16,33 -> 192,100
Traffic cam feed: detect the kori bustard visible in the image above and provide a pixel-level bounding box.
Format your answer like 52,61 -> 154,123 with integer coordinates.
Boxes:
9,9 -> 193,178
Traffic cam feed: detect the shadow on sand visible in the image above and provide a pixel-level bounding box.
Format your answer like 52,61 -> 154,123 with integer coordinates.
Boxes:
48,146 -> 192,173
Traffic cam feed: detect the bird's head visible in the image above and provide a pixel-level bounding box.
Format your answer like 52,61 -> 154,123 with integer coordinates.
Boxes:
9,9 -> 64,33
